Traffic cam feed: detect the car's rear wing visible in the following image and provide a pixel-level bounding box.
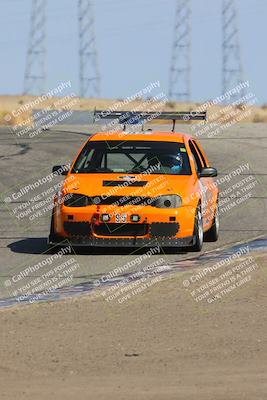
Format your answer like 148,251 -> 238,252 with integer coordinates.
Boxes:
93,110 -> 207,132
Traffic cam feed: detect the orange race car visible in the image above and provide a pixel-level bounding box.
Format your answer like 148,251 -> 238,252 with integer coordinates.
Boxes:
48,111 -> 219,252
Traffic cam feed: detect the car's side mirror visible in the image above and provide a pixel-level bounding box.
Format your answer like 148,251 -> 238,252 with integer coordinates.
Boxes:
52,165 -> 69,176
199,167 -> 217,178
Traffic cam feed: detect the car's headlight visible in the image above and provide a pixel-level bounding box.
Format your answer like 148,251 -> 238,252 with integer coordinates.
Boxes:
154,195 -> 182,209
64,193 -> 91,207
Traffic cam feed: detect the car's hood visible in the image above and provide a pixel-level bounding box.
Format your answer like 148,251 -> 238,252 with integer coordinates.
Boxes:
64,173 -> 196,199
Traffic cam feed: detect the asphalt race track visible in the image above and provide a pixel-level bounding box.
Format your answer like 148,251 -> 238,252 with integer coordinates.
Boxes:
0,123 -> 267,303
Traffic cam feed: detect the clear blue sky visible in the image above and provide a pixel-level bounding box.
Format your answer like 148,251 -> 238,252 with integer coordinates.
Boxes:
0,0 -> 266,103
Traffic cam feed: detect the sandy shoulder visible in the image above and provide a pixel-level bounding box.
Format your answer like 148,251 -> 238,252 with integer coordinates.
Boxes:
0,252 -> 267,400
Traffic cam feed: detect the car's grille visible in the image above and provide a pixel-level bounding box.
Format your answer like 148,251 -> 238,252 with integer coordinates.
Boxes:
93,196 -> 154,207
150,222 -> 180,237
93,223 -> 148,237
64,221 -> 91,236
64,195 -> 154,207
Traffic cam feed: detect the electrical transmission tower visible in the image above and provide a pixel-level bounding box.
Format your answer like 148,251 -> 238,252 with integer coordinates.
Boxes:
169,0 -> 191,102
78,0 -> 100,97
222,0 -> 245,100
24,0 -> 47,95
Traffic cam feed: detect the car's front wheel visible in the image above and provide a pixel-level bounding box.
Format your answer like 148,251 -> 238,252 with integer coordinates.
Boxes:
48,212 -> 57,243
47,212 -> 64,253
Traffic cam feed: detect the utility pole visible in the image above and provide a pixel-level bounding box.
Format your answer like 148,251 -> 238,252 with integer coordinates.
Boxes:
78,0 -> 100,97
24,0 -> 47,95
169,0 -> 191,102
222,0 -> 245,101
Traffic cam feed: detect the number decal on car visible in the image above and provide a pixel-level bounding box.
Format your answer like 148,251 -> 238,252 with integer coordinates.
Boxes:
115,213 -> 127,223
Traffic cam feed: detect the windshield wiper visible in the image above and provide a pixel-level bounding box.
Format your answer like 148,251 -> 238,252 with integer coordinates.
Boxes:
74,167 -> 113,173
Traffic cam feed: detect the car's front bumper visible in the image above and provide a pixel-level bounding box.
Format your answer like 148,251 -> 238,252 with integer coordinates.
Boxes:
48,234 -> 194,248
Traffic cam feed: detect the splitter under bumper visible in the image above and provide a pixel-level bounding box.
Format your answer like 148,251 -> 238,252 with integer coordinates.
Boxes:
48,235 -> 194,248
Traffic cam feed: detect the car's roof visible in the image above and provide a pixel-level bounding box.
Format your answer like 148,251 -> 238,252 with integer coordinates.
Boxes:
89,131 -> 194,143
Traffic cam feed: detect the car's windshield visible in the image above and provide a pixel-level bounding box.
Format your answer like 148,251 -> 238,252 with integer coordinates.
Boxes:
72,140 -> 192,175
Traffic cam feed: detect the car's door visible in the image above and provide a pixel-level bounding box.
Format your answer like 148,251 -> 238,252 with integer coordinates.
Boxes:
192,139 -> 218,227
188,140 -> 215,229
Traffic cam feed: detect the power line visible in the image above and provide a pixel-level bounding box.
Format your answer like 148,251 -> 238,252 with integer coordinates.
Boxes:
222,0 -> 246,101
169,0 -> 191,102
78,0 -> 100,97
23,0 -> 47,95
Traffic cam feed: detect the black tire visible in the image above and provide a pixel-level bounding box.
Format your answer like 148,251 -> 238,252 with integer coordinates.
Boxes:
47,212 -> 63,253
204,206 -> 219,242
47,213 -> 76,254
48,212 -> 57,243
190,204 -> 204,252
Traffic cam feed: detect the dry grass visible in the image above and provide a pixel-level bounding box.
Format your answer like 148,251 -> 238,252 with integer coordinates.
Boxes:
253,113 -> 267,123
0,95 -> 267,126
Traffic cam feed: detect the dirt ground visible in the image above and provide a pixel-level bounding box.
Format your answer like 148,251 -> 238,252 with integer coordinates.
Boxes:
0,251 -> 266,400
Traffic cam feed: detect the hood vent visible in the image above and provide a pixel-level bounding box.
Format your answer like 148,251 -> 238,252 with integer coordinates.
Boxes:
103,180 -> 147,187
